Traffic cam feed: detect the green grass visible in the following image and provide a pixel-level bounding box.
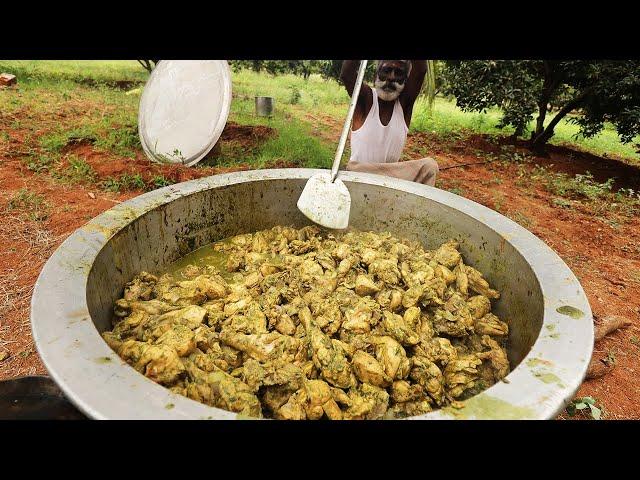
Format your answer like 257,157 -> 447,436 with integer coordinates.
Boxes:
231,69 -> 348,109
0,60 -> 147,85
52,155 -> 97,184
1,61 -> 638,172
7,188 -> 51,221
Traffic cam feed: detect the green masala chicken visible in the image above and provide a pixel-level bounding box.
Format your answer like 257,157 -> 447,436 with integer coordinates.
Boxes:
103,226 -> 510,419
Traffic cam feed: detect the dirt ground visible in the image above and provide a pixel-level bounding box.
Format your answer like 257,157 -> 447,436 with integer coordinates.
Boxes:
1,113 -> 639,419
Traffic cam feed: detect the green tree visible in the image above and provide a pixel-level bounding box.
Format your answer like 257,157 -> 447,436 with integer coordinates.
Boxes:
442,60 -> 640,153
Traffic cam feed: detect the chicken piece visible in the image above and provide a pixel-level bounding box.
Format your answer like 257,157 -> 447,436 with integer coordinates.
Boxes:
403,307 -> 421,331
443,354 -> 482,399
381,311 -> 420,346
299,307 -> 355,389
433,308 -> 473,337
417,314 -> 435,341
260,263 -> 283,277
243,271 -> 263,289
112,310 -> 149,338
153,275 -> 208,306
330,387 -> 351,407
250,231 -> 270,253
476,335 -> 510,383
475,313 -> 509,337
139,305 -> 208,341
298,259 -> 324,283
368,258 -> 401,286
274,312 -> 297,336
309,297 -> 343,336
434,264 -> 456,285
330,339 -> 356,358
261,385 -> 298,414
102,331 -> 123,351
223,297 -> 251,316
303,379 -> 343,420
238,358 -> 304,393
315,251 -> 336,271
154,324 -> 196,357
184,362 -> 262,418
191,346 -> 239,374
433,241 -> 462,268
114,298 -> 181,318
275,389 -> 307,420
342,297 -> 381,334
297,360 -> 319,379
123,272 -> 157,302
374,289 -> 403,312
192,275 -> 229,300
467,295 -> 492,320
404,263 -> 435,288
355,274 -> 380,296
219,331 -> 299,363
337,330 -> 370,352
343,383 -> 390,420
465,265 -> 500,299
333,286 -> 359,309
410,357 -> 446,405
449,263 -> 466,297
369,335 -> 411,380
117,340 -> 185,385
225,252 -> 244,272
389,242 -> 410,258
417,337 -> 458,366
226,303 -> 268,334
352,350 -> 392,387
401,285 -> 424,308
390,380 -> 424,403
386,399 -> 433,418
333,243 -> 352,261
360,247 -> 380,265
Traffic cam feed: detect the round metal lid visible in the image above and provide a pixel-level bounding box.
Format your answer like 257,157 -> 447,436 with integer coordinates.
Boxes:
138,60 -> 232,167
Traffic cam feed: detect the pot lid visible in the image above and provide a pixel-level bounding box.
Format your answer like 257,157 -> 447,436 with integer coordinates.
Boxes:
138,60 -> 232,167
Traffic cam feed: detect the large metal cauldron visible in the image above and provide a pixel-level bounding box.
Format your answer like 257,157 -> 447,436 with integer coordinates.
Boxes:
31,169 -> 594,419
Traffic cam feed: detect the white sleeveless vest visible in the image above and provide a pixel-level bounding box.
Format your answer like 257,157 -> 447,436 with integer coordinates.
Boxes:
349,88 -> 408,164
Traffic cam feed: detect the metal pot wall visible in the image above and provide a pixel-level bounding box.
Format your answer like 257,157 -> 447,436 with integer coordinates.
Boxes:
31,169 -> 593,419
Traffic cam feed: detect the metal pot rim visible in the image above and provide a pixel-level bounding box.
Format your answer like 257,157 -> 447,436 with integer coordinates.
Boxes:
31,169 -> 594,420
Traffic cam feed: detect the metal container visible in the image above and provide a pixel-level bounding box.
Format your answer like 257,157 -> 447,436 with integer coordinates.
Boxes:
31,169 -> 593,420
255,96 -> 274,117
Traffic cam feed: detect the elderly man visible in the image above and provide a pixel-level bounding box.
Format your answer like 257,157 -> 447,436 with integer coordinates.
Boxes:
339,60 -> 439,186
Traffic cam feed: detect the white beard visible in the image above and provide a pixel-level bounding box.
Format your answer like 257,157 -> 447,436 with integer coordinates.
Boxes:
374,78 -> 404,101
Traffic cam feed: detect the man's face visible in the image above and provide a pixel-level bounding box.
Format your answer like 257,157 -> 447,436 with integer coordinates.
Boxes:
374,60 -> 411,102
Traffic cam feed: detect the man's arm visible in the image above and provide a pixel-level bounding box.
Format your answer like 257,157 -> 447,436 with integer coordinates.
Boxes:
339,60 -> 360,97
401,60 -> 428,105
339,60 -> 371,127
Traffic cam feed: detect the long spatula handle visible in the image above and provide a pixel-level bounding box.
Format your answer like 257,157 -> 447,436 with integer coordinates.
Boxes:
330,60 -> 368,182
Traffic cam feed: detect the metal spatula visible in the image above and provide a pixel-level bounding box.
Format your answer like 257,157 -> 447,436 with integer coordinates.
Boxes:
297,60 -> 368,229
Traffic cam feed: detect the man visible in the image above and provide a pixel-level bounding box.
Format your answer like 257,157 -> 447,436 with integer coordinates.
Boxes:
339,60 -> 439,186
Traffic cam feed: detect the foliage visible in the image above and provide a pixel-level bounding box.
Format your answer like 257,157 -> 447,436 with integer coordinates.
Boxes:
442,60 -> 640,149
566,396 -> 601,420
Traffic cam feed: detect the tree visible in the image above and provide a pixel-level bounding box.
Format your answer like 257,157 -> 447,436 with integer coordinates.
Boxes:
137,60 -> 159,73
442,60 -> 640,153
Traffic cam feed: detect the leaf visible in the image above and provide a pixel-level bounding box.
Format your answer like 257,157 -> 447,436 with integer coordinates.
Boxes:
581,396 -> 596,405
575,402 -> 588,410
589,405 -> 602,420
